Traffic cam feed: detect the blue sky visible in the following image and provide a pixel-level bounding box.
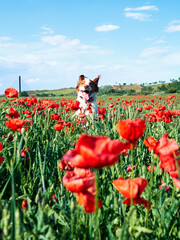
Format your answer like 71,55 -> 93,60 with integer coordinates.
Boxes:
0,0 -> 180,93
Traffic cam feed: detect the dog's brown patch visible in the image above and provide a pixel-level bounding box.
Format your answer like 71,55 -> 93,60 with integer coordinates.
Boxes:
76,75 -> 100,92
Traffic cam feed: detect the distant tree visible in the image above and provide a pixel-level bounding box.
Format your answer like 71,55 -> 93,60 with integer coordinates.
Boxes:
20,91 -> 29,97
127,89 -> 136,95
123,83 -> 126,85
99,86 -> 115,95
36,93 -> 49,97
165,79 -> 180,93
141,86 -> 153,95
157,85 -> 167,91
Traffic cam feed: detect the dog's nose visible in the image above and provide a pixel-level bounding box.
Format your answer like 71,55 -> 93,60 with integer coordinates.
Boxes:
84,84 -> 89,89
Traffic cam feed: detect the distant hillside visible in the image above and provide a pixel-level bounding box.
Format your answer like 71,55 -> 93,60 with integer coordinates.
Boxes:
4,81 -> 177,97
112,84 -> 142,92
26,88 -> 76,96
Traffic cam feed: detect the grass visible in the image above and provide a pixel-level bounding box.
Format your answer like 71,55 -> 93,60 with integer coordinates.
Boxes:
0,94 -> 180,239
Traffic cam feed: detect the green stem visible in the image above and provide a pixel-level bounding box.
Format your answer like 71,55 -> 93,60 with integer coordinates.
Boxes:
145,153 -> 155,227
130,143 -> 134,207
11,131 -> 17,240
94,170 -> 100,240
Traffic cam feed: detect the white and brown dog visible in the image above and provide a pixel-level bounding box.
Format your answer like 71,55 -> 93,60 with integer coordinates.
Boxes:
76,75 -> 100,118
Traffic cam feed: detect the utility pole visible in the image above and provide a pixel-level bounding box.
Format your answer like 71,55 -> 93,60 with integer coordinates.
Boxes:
19,76 -> 21,94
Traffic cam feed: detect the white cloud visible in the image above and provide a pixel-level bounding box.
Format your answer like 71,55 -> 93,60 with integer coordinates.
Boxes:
0,33 -> 110,93
165,20 -> 180,33
40,35 -> 98,55
25,78 -> 42,84
83,64 -> 129,71
125,12 -> 152,21
0,36 -> 12,42
154,39 -> 166,44
41,35 -> 68,46
143,38 -> 154,41
162,52 -> 180,65
140,47 -> 170,57
41,26 -> 54,35
124,5 -> 159,11
95,25 -> 120,32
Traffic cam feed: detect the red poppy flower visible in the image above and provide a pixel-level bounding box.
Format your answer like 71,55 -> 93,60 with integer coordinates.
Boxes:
108,103 -> 114,107
144,136 -> 157,152
158,181 -> 171,192
50,113 -> 62,120
116,118 -> 146,143
172,178 -> 180,189
5,118 -> 32,131
0,142 -> 4,164
59,159 -> 73,171
5,88 -> 18,98
68,100 -> 80,111
20,148 -> 29,157
51,194 -> 58,203
62,134 -> 128,168
78,112 -> 86,118
0,156 -> 4,164
99,107 -> 106,115
0,142 -> 3,151
5,107 -> 19,119
168,161 -> 180,189
136,107 -> 142,112
154,133 -> 179,156
54,124 -> 64,131
154,133 -> 179,172
76,191 -> 103,213
144,105 -> 152,110
112,177 -> 150,209
127,164 -> 135,172
147,166 -> 156,172
63,168 -> 95,193
22,199 -> 28,209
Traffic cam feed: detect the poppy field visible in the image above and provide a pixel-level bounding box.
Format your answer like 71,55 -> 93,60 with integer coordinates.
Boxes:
0,88 -> 180,240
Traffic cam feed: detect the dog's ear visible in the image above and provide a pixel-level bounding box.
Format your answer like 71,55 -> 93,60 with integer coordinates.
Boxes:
76,75 -> 85,91
93,75 -> 100,85
79,75 -> 85,81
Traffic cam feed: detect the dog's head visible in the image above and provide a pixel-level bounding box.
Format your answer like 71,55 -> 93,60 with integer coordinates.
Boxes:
76,75 -> 100,102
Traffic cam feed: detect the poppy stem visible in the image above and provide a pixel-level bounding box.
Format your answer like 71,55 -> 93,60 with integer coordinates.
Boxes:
94,170 -> 100,240
131,143 -> 134,179
174,152 -> 180,182
11,131 -> 17,240
130,143 -> 134,207
145,153 -> 155,227
120,153 -> 123,176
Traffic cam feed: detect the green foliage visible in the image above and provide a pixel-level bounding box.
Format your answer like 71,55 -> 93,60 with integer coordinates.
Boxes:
157,85 -> 167,91
36,92 -> 49,97
99,86 -> 115,95
141,86 -> 154,95
127,89 -> 136,95
20,91 -> 29,97
99,86 -> 132,96
165,79 -> 180,93
0,94 -> 180,239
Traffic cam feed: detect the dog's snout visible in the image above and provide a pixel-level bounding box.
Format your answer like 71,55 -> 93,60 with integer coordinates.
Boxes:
84,84 -> 89,89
